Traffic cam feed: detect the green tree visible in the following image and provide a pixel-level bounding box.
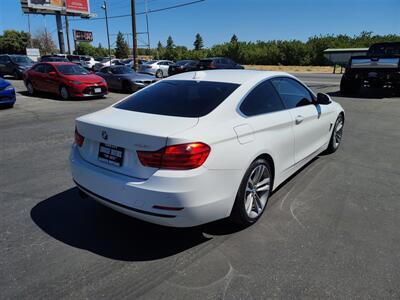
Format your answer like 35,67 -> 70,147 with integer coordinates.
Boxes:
164,36 -> 175,60
230,34 -> 238,44
166,36 -> 174,50
0,30 -> 30,54
193,33 -> 203,50
114,31 -> 129,58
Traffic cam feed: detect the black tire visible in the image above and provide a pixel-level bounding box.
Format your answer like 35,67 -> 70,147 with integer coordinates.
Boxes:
230,158 -> 273,226
325,114 -> 344,154
123,81 -> 133,93
155,69 -> 163,78
340,75 -> 361,95
26,81 -> 36,96
59,86 -> 70,100
13,70 -> 21,80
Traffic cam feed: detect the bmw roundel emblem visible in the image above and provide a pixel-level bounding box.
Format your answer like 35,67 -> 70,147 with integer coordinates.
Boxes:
101,130 -> 108,140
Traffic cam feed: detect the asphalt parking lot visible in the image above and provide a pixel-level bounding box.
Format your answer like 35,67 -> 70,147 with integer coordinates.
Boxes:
1,73 -> 400,299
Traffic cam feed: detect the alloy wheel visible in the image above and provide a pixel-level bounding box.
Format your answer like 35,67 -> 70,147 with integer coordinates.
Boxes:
244,164 -> 271,219
27,82 -> 34,95
333,117 -> 343,149
60,87 -> 69,100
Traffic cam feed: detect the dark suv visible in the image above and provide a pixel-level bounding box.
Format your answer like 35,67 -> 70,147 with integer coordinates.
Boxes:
198,57 -> 244,70
0,55 -> 34,79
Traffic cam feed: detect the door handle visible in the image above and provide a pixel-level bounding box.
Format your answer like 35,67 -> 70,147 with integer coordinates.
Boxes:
295,115 -> 304,125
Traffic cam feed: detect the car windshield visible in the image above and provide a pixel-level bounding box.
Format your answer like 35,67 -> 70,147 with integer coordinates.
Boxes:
145,60 -> 157,64
110,66 -> 134,74
56,65 -> 90,75
115,80 -> 240,118
11,56 -> 33,64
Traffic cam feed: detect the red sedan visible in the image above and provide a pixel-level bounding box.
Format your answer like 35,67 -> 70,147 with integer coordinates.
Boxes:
23,62 -> 108,100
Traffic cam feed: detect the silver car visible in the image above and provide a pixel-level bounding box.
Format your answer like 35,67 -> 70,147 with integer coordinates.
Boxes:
139,60 -> 174,78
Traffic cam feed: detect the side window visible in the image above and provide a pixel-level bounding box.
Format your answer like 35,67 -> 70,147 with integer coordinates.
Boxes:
2,56 -> 11,63
33,64 -> 45,73
240,80 -> 285,116
271,77 -> 313,109
100,67 -> 109,73
45,64 -> 56,73
0,56 -> 5,63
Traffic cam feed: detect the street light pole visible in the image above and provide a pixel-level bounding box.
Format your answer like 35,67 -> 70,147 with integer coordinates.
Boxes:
102,1 -> 112,64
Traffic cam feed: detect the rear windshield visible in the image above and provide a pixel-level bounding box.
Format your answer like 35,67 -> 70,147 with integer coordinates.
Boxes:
115,80 -> 240,117
368,44 -> 400,55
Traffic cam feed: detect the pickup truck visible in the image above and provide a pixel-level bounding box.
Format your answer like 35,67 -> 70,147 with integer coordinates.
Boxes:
340,42 -> 400,94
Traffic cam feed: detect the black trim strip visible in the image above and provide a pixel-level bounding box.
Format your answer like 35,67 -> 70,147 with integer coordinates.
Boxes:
74,180 -> 176,218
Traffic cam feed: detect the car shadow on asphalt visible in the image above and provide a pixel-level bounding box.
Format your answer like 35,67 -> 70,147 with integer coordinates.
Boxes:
30,187 -> 244,261
328,87 -> 398,99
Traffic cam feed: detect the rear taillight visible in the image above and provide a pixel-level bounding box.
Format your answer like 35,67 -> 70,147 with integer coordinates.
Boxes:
74,127 -> 84,147
145,65 -> 152,69
137,142 -> 211,170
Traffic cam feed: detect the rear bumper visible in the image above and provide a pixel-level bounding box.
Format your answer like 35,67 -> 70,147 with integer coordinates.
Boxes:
70,144 -> 241,227
345,69 -> 400,86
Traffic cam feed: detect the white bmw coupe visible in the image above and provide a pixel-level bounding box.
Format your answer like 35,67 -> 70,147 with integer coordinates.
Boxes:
70,70 -> 344,227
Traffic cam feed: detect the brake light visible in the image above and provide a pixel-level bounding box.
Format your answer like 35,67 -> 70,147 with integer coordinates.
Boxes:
137,142 -> 211,170
145,65 -> 152,69
74,127 -> 84,147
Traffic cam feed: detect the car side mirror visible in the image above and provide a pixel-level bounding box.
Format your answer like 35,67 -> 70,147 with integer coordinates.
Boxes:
316,93 -> 331,105
48,71 -> 57,76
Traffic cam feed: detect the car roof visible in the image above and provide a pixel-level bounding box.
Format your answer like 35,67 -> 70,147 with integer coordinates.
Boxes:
166,69 -> 291,85
41,61 -> 76,66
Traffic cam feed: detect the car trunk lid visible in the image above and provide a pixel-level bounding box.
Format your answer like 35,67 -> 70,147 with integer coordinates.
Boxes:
75,107 -> 198,179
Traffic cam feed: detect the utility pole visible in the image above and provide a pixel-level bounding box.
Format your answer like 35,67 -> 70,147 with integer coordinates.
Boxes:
131,0 -> 139,70
145,0 -> 151,53
55,12 -> 65,54
65,16 -> 71,54
101,1 -> 112,64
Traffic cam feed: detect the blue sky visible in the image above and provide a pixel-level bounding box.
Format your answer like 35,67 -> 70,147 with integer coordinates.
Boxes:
1,0 -> 399,50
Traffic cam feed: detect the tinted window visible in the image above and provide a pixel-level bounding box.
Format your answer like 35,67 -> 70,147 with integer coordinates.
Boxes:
33,64 -> 45,73
110,66 -> 133,74
115,80 -> 240,118
44,64 -> 56,73
0,56 -> 10,63
100,67 -> 109,73
240,80 -> 285,116
271,77 -> 313,109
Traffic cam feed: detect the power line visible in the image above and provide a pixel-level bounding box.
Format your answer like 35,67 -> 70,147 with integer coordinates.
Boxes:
68,0 -> 205,22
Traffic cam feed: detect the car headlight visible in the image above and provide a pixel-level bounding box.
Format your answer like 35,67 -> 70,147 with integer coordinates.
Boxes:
4,85 -> 14,91
101,78 -> 106,83
70,80 -> 82,85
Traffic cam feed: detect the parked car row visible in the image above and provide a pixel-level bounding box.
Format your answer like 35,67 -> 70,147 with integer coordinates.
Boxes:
139,57 -> 244,78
